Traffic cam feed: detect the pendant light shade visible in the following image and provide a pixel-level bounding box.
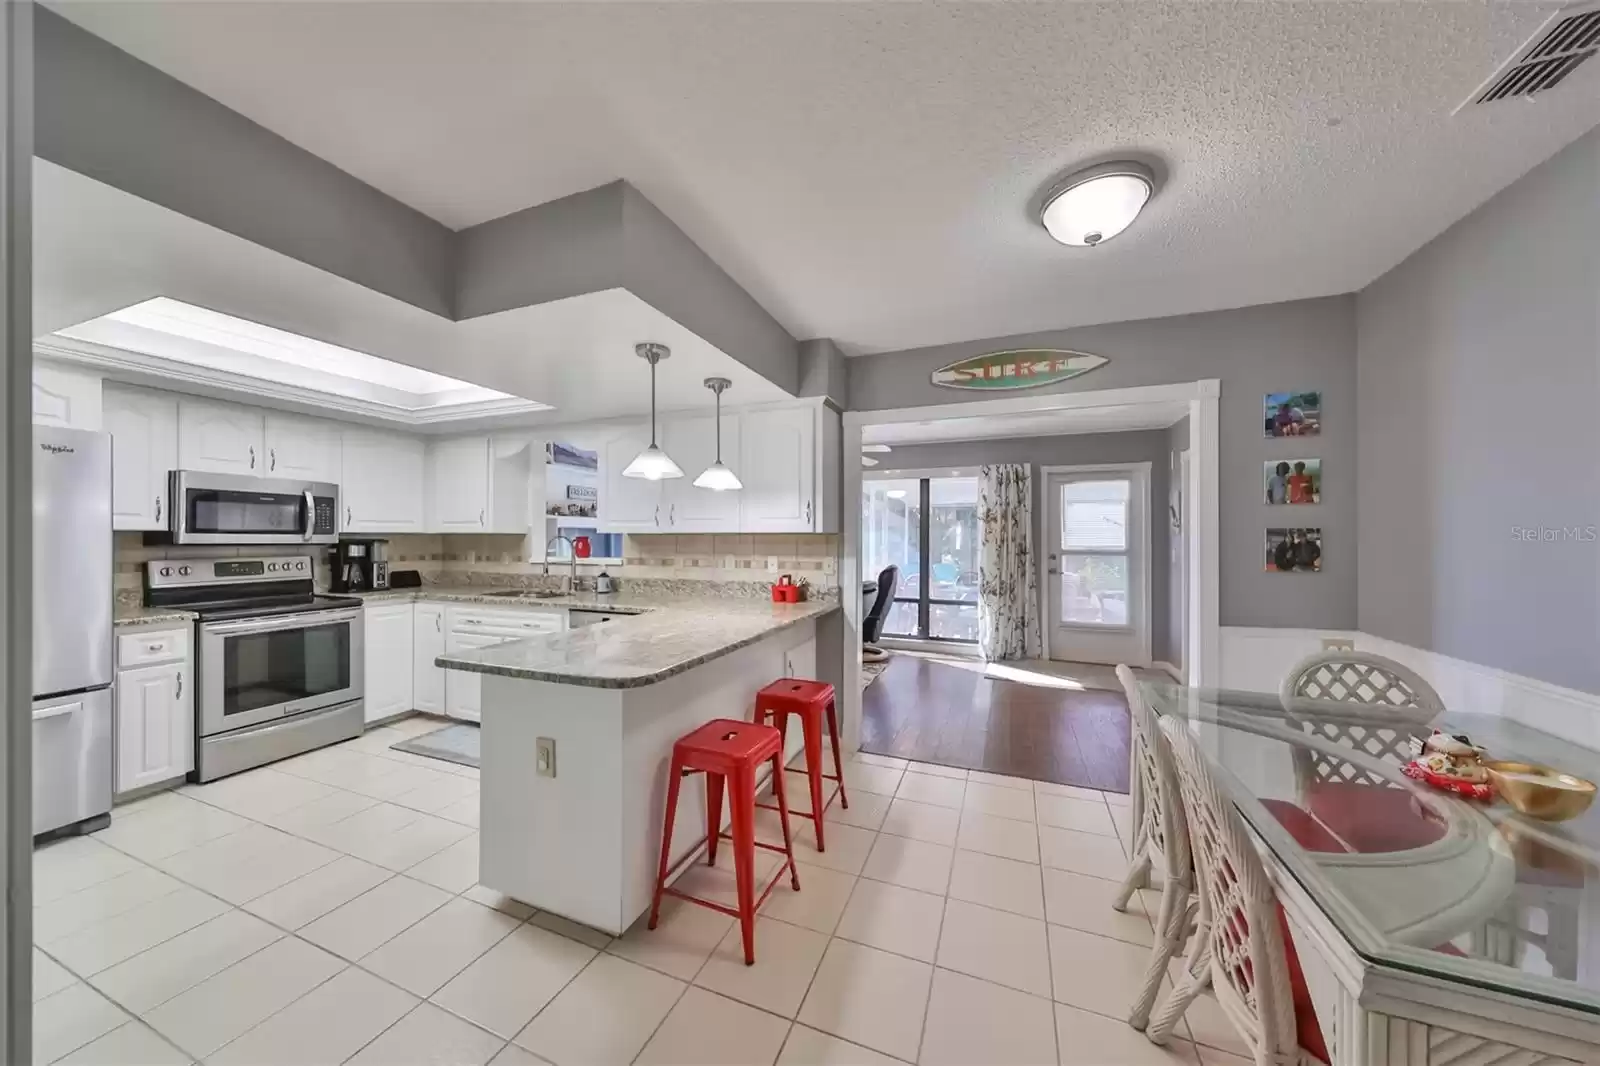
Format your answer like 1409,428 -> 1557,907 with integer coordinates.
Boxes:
693,377 -> 742,491
623,342 -> 684,480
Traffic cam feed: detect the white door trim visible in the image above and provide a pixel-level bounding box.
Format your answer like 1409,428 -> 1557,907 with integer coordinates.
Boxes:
840,378 -> 1220,755
1038,462 -> 1153,667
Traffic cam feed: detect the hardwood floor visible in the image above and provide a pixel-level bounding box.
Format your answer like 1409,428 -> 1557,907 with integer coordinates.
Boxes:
859,654 -> 1131,792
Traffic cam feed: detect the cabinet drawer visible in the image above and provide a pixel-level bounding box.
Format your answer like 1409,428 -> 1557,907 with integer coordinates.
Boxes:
117,627 -> 189,668
448,608 -> 565,634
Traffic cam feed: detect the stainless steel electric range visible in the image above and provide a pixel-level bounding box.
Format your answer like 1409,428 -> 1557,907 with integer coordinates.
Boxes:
146,555 -> 364,781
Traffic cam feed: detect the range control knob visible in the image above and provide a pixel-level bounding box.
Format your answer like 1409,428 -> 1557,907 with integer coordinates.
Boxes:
267,562 -> 278,572
159,566 -> 173,577
177,566 -> 191,576
296,560 -> 307,571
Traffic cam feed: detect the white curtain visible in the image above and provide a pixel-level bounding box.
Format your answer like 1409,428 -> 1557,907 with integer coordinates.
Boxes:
978,464 -> 1041,661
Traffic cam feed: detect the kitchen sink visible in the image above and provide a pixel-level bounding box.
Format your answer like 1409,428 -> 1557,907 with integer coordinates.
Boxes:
482,590 -> 571,600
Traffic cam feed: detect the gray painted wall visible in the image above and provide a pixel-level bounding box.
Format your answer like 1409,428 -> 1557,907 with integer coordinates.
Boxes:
34,8 -> 457,318
874,430 -> 1181,663
799,338 -> 848,409
1356,127 -> 1600,695
850,297 -> 1358,630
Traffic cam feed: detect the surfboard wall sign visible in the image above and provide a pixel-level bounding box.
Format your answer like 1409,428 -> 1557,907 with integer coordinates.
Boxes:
930,349 -> 1109,391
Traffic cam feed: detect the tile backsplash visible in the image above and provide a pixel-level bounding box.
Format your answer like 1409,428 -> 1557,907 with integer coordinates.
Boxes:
623,534 -> 840,588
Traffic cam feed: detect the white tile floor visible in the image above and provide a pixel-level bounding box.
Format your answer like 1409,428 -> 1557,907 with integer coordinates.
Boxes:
32,715 -> 1238,1066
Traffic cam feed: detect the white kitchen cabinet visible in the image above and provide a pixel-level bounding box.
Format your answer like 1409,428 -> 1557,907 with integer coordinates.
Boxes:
363,603 -> 415,724
413,603 -> 446,715
178,397 -> 265,476
264,413 -> 341,483
444,632 -> 497,722
428,437 -> 491,531
341,428 -> 426,533
32,363 -> 102,430
444,607 -> 565,722
596,422 -> 664,532
114,626 -> 192,796
103,385 -> 178,531
662,414 -> 742,533
739,405 -> 817,532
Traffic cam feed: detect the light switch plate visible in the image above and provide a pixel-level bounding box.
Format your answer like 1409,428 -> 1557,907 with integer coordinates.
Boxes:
536,737 -> 557,778
767,556 -> 780,573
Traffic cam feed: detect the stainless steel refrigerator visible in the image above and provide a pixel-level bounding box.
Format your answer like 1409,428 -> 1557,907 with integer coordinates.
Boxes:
32,425 -> 114,837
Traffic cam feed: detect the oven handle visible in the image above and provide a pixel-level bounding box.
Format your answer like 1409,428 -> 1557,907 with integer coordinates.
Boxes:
203,608 -> 363,636
302,490 -> 315,541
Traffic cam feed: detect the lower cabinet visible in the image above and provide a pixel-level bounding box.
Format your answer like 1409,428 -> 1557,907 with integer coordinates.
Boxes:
114,629 -> 193,796
363,603 -> 415,724
444,632 -> 501,723
413,604 -> 446,715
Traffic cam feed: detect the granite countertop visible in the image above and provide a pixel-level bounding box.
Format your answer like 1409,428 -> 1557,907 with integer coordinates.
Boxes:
113,605 -> 197,629
351,587 -> 647,614
433,596 -> 839,689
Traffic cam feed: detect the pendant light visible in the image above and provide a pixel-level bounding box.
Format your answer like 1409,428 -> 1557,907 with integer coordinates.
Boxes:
693,377 -> 742,491
622,342 -> 684,480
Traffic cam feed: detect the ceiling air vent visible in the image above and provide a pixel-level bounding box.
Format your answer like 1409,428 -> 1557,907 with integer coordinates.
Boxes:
1458,2 -> 1600,110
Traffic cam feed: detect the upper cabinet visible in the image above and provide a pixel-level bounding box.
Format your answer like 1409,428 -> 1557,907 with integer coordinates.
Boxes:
342,428 -> 425,533
740,405 -> 819,533
597,423 -> 664,532
425,435 -> 533,534
32,363 -> 102,430
104,386 -> 178,531
663,414 -> 741,533
177,398 -> 265,476
264,413 -> 341,483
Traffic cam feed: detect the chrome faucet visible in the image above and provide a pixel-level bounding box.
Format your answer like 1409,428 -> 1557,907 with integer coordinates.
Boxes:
543,535 -> 579,594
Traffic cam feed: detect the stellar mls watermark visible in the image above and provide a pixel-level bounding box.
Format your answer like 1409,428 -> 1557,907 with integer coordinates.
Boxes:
1511,525 -> 1598,542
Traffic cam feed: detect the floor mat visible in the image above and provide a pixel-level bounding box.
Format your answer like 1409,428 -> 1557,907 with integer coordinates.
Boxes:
391,723 -> 481,769
862,657 -> 891,689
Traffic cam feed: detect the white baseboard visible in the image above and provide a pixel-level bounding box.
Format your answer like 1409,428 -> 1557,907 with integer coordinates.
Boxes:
1153,660 -> 1184,683
1219,626 -> 1600,749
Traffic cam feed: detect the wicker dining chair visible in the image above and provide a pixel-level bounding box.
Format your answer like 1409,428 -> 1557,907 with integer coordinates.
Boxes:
1113,665 -> 1200,1029
1147,715 -> 1331,1065
1281,650 -> 1444,716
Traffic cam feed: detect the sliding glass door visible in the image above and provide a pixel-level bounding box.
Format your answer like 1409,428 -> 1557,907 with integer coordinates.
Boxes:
862,475 -> 980,642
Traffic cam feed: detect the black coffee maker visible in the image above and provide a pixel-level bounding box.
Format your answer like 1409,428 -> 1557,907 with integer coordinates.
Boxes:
332,538 -> 390,592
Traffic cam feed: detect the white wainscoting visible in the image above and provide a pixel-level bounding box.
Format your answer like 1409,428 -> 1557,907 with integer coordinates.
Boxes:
1220,626 -> 1600,749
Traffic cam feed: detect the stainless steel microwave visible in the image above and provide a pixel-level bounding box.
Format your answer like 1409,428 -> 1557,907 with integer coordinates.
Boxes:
169,470 -> 340,545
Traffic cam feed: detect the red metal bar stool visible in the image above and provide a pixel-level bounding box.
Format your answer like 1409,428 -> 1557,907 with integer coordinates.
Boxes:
649,718 -> 800,965
753,678 -> 847,852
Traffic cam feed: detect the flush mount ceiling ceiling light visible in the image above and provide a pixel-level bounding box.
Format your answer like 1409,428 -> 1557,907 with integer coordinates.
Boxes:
693,377 -> 742,491
622,342 -> 684,480
1039,161 -> 1157,247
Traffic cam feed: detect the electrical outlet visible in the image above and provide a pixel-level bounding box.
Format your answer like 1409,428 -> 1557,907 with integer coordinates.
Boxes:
1321,637 -> 1355,652
767,556 -> 780,573
823,556 -> 837,576
536,737 -> 557,778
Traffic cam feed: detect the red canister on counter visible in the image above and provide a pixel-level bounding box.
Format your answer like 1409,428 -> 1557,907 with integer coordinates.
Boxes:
772,574 -> 795,603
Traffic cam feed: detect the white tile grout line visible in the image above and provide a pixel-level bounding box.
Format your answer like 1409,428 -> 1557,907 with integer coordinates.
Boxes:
36,744 -> 1187,1066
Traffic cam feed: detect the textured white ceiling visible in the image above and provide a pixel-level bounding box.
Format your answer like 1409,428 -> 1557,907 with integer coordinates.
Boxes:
49,1 -> 1600,355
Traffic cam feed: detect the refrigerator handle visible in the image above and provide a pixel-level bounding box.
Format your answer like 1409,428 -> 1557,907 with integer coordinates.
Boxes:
32,702 -> 79,722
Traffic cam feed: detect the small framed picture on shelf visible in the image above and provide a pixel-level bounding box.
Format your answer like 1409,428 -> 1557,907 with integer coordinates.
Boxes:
1264,458 -> 1320,505
1265,528 -> 1322,572
1264,391 -> 1321,438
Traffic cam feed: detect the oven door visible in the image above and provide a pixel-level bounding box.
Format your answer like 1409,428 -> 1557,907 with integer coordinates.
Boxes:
198,608 -> 364,736
171,470 -> 339,545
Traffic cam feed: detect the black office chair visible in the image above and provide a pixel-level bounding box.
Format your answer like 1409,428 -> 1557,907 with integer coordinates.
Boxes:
862,565 -> 898,663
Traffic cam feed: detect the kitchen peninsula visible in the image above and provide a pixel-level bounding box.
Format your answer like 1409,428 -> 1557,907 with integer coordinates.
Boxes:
436,592 -> 838,935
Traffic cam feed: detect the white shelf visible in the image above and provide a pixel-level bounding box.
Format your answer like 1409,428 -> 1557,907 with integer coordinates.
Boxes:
546,514 -> 600,527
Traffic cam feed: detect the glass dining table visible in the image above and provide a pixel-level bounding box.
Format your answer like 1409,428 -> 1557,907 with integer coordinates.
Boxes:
1139,681 -> 1600,1065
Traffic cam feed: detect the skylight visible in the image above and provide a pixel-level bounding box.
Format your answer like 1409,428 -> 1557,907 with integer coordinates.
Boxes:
56,297 -> 549,414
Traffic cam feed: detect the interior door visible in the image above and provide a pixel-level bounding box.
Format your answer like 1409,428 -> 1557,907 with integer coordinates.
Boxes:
1045,467 -> 1150,666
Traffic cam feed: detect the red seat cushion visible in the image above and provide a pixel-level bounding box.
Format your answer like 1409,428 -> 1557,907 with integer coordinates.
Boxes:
1277,906 -> 1331,1064
1305,782 -> 1447,853
1260,799 -> 1348,853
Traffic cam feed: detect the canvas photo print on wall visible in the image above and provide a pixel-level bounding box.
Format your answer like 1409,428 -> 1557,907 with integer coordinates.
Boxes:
1264,458 -> 1321,504
1266,528 -> 1322,572
1264,391 -> 1321,437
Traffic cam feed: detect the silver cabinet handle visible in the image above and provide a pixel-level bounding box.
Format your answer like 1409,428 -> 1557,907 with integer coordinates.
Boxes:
669,503 -> 675,526
155,495 -> 162,523
805,500 -> 812,525
175,672 -> 183,699
435,614 -> 441,632
249,446 -> 256,469
270,448 -> 277,471
479,509 -> 484,526
347,506 -> 352,525
146,642 -> 163,652
654,505 -> 660,527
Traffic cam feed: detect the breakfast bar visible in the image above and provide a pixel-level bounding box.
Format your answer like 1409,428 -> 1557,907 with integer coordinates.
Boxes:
1142,682 -> 1600,1065
437,596 -> 837,935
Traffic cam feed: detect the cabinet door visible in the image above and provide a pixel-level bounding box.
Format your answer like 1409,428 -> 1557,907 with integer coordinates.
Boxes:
115,661 -> 191,794
596,423 -> 664,532
32,364 -> 103,430
739,406 -> 815,532
363,604 -> 414,724
444,632 -> 505,723
104,386 -> 178,531
428,437 -> 490,532
342,430 -> 426,532
265,413 -> 341,483
413,604 -> 446,715
177,398 -> 265,476
663,415 -> 742,532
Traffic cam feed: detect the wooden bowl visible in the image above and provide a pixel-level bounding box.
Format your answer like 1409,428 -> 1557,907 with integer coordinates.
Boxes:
1486,760 -> 1597,822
